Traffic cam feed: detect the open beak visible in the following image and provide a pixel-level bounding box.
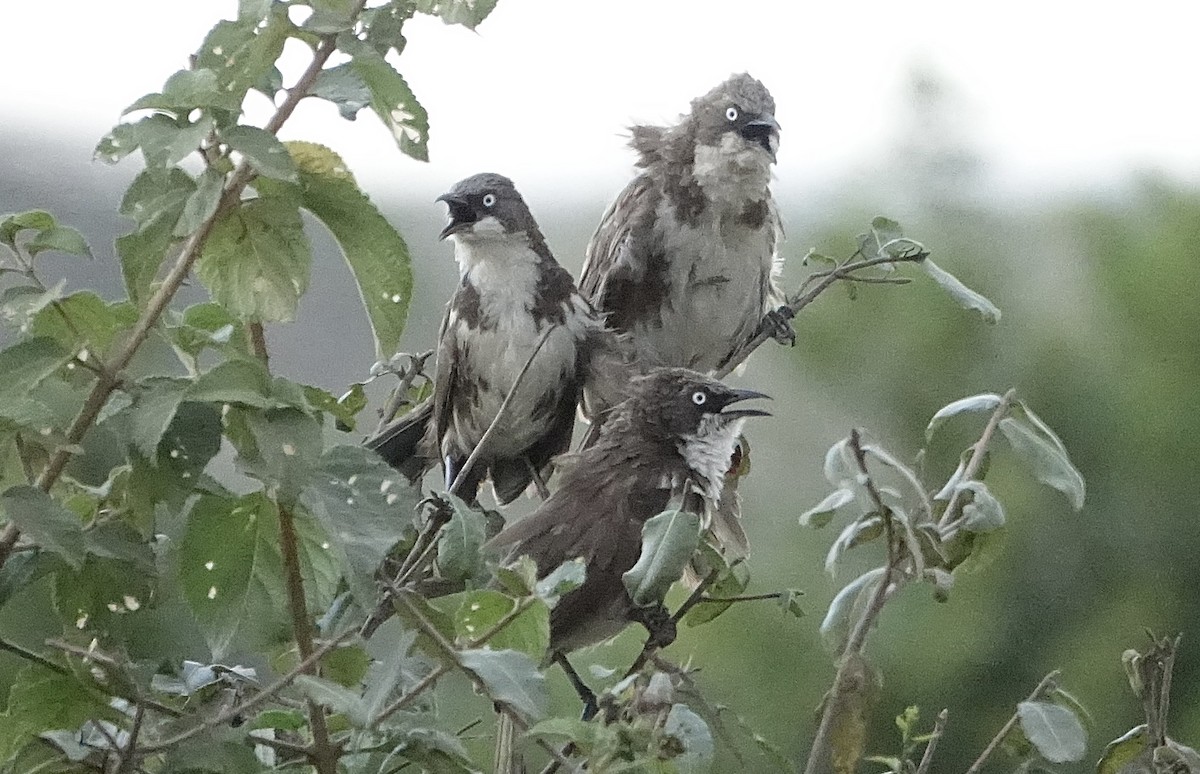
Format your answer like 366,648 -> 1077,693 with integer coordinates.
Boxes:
740,114 -> 780,160
436,193 -> 475,240
719,387 -> 772,418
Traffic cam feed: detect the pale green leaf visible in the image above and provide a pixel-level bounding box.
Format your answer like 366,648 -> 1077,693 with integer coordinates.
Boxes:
799,487 -> 855,528
437,494 -> 487,582
0,486 -> 86,569
622,507 -> 702,606
455,590 -> 549,659
223,125 -> 297,182
925,393 -> 1003,441
665,704 -> 714,774
958,480 -> 1006,532
458,648 -> 547,721
921,258 -> 1001,323
350,49 -> 429,161
820,567 -> 885,656
999,417 -> 1086,510
413,0 -> 499,29
295,674 -> 369,727
1017,700 -> 1087,763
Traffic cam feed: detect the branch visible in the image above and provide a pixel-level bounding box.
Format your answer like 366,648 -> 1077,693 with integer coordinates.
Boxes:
34,639 -> 182,718
625,568 -> 720,679
937,388 -> 1017,537
715,247 -> 928,379
964,671 -> 1060,774
802,430 -> 905,774
914,709 -> 948,774
116,704 -> 145,774
375,350 -> 434,432
0,5 -> 362,571
139,628 -> 356,753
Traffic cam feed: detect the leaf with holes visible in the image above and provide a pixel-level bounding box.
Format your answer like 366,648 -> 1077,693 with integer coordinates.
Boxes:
350,49 -> 429,161
455,590 -> 549,659
437,494 -> 487,583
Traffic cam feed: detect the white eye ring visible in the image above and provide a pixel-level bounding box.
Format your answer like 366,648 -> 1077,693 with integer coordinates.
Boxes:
725,106 -> 739,122
692,391 -> 707,406
482,193 -> 496,207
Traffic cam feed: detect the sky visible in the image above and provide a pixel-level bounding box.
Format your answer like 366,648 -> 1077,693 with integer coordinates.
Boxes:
3,0 -> 1200,208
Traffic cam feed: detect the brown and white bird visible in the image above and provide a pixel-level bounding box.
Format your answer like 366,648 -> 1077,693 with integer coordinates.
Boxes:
580,72 -> 792,384
367,173 -> 613,504
486,368 -> 769,660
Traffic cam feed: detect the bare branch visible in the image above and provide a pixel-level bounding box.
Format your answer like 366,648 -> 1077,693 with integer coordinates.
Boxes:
914,709 -> 949,774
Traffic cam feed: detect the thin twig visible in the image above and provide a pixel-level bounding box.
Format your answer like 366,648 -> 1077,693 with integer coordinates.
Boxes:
802,430 -> 904,774
701,592 -> 785,603
914,709 -> 948,774
139,629 -> 356,752
35,640 -> 183,718
624,567 -> 721,679
938,388 -> 1017,537
0,4 -> 363,571
116,704 -> 145,773
375,351 -> 434,432
715,248 -> 928,379
963,671 -> 1060,774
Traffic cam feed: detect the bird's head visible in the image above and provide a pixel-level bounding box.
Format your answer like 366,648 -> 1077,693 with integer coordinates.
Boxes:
628,368 -> 770,490
690,73 -> 780,162
436,173 -> 539,243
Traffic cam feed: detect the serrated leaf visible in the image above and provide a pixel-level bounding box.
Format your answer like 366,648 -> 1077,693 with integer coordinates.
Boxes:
223,125 -> 297,182
25,225 -> 91,259
295,674 -> 369,727
958,480 -> 1006,532
455,590 -> 549,658
188,358 -> 276,407
235,407 -> 323,506
921,258 -> 1001,323
1,210 -> 57,247
175,168 -> 226,237
194,13 -> 288,105
179,493 -> 284,659
820,567 -> 886,656
925,393 -> 1003,441
665,703 -> 714,774
458,648 -> 547,721
413,0 -> 499,29
300,445 -> 420,604
0,486 -> 86,569
196,196 -> 312,322
0,338 -> 71,405
999,417 -> 1086,510
0,665 -> 118,762
350,48 -> 429,161
285,141 -> 412,357
437,495 -> 487,582
310,63 -> 372,120
623,507 -> 702,606
1017,700 -> 1087,763
124,377 -> 189,459
116,167 -> 195,304
799,488 -> 856,528
29,291 -> 134,355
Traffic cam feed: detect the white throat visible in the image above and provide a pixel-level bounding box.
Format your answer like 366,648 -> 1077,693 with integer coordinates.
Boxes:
691,133 -> 773,208
677,415 -> 747,501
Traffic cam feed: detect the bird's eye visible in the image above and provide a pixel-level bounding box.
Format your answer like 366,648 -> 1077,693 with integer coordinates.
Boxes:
482,193 -> 497,207
725,106 -> 739,122
692,391 -> 707,406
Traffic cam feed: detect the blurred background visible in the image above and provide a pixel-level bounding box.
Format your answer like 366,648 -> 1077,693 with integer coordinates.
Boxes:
3,1 -> 1199,770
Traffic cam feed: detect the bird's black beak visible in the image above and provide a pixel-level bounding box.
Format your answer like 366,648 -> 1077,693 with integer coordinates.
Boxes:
740,115 -> 780,159
436,193 -> 475,240
718,388 -> 772,418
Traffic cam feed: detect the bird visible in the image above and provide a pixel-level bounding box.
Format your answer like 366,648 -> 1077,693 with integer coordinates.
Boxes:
485,368 -> 770,704
366,173 -> 615,505
579,72 -> 793,389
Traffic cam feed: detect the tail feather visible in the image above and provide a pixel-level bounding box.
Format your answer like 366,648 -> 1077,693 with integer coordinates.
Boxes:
363,399 -> 434,483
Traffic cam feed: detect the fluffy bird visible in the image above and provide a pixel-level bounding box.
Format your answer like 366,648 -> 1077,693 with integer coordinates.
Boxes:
580,72 -> 792,382
486,368 -> 769,664
367,173 -> 609,504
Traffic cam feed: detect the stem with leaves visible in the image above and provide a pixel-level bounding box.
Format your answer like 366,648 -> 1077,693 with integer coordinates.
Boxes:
938,388 -> 1016,537
964,671 -> 1060,774
0,3 -> 365,570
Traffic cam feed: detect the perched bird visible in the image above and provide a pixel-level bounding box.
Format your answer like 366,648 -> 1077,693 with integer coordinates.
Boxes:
486,368 -> 769,666
367,173 -> 612,504
580,72 -> 792,385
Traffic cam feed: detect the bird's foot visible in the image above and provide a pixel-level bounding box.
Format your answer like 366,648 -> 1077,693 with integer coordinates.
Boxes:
631,604 -> 677,649
417,492 -> 454,523
554,653 -> 600,720
759,305 -> 796,346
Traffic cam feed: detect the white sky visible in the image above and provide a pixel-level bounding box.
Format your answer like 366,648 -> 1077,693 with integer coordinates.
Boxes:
3,0 -> 1200,206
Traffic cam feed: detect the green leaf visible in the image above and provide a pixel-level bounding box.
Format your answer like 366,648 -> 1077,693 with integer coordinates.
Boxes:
437,495 -> 487,582
310,63 -> 372,120
534,558 -> 586,604
413,0 -> 499,29
350,48 -> 429,161
322,643 -> 371,687
116,167 -> 195,304
455,590 -> 549,659
1096,725 -> 1147,774
178,493 -> 285,659
623,507 -> 702,606
128,68 -> 240,113
223,125 -> 298,182
285,141 -> 413,357
921,258 -> 1001,324
235,408 -> 323,506
124,377 -> 189,459
295,674 -> 370,727
925,393 -> 1004,441
175,168 -> 226,237
0,665 -> 118,762
458,648 -> 547,721
799,487 -> 856,528
664,703 -> 714,774
958,481 -> 1006,532
303,383 -> 367,431
188,358 -> 276,407
683,544 -> 748,627
196,196 -> 312,322
998,416 -> 1086,510
820,567 -> 885,656
194,13 -> 288,105
25,225 -> 91,259
249,709 -> 307,731
0,486 -> 86,569
29,292 -> 134,355
0,338 -> 71,405
0,210 -> 56,247
363,629 -> 419,722
130,114 -> 217,167
300,444 -> 421,604
1016,700 -> 1087,763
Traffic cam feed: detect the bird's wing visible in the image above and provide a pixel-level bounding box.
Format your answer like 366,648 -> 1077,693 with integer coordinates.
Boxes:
429,300 -> 458,459
763,195 -> 787,310
579,174 -> 659,325
363,399 -> 433,482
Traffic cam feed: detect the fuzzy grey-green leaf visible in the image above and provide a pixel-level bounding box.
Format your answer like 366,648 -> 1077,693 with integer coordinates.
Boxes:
623,507 -> 702,606
458,648 -> 547,721
921,258 -> 1001,323
1017,700 -> 1087,763
999,416 -> 1086,510
925,393 -> 1003,441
